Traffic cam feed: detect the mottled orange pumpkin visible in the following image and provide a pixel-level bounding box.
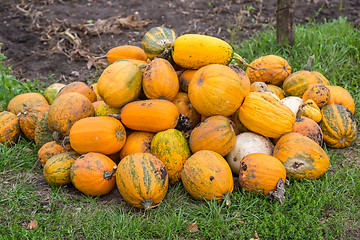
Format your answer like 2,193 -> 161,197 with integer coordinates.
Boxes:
70,152 -> 117,196
38,141 -> 68,166
56,81 -> 97,103
151,129 -> 191,185
19,103 -> 50,141
116,153 -> 169,209
302,84 -> 330,109
0,111 -> 20,146
181,150 -> 234,202
273,132 -> 329,179
119,131 -> 155,159
107,45 -> 147,64
95,101 -> 122,116
246,55 -> 292,86
189,115 -> 236,156
171,92 -> 201,129
179,69 -> 196,93
7,92 -> 48,115
188,64 -> 250,117
120,99 -> 179,133
326,85 -> 355,114
293,111 -> 323,146
68,116 -> 126,155
239,153 -> 286,194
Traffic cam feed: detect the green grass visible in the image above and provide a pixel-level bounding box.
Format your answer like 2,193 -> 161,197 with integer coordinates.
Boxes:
1,17 -> 359,239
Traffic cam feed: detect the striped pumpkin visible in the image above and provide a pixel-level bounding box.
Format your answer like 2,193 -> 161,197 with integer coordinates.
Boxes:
19,103 -> 50,141
141,27 -> 177,60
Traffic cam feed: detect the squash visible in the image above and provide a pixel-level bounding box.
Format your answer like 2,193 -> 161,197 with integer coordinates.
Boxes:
120,99 -> 179,133
116,152 -> 169,210
226,132 -> 274,175
56,81 -> 97,103
90,83 -> 102,101
179,69 -> 196,93
188,64 -> 250,117
34,110 -> 54,149
106,45 -> 147,64
119,131 -> 155,159
280,96 -> 303,115
70,152 -> 117,196
47,92 -> 95,138
228,64 -> 251,91
43,151 -> 79,185
19,103 -> 50,141
43,83 -> 66,104
38,141 -> 68,166
273,132 -> 329,179
151,129 -> 191,185
293,109 -> 323,146
95,101 -> 122,116
239,153 -> 286,195
171,92 -> 201,129
114,59 -> 148,73
302,84 -> 330,109
238,91 -> 296,138
189,115 -> 236,156
96,60 -> 142,108
181,150 -> 233,202
246,55 -> 291,86
231,109 -> 249,134
68,116 -> 126,155
320,104 -> 357,148
7,92 -> 48,115
141,26 -> 177,60
267,84 -> 286,100
0,111 -> 20,146
326,85 -> 355,114
250,82 -> 272,92
142,58 -> 179,101
300,99 -> 322,123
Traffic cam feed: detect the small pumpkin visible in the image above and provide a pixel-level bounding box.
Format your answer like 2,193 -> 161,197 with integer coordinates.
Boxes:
7,92 -> 48,115
38,141 -> 68,166
70,152 -> 117,196
116,152 -> 169,210
302,84 -> 330,109
181,150 -> 234,202
267,84 -> 286,100
300,99 -> 322,123
106,45 -> 147,64
293,110 -> 323,146
0,111 -> 20,146
119,131 -> 155,159
326,85 -> 355,114
320,104 -> 357,148
19,103 -> 50,141
171,92 -> 201,129
43,83 -> 66,104
179,69 -> 196,93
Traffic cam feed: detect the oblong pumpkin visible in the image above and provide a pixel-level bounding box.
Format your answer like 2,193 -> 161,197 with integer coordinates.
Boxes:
141,27 -> 177,60
326,85 -> 355,114
120,99 -> 179,133
151,129 -> 191,185
7,92 -> 48,115
70,152 -> 117,196
320,104 -> 357,148
56,81 -> 97,103
181,150 -> 234,202
0,111 -> 20,146
119,131 -> 155,159
68,116 -> 126,155
107,45 -> 147,64
116,152 -> 169,209
273,132 -> 329,179
34,110 -> 53,149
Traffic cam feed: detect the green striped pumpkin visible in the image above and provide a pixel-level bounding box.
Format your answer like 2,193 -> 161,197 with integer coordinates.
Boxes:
320,104 -> 357,148
141,27 -> 177,60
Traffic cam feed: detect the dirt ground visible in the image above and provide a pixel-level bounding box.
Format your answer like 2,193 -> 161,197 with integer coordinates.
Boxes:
0,0 -> 359,85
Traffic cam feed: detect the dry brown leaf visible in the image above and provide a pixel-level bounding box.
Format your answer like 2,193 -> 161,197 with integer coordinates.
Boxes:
27,220 -> 38,230
188,221 -> 199,233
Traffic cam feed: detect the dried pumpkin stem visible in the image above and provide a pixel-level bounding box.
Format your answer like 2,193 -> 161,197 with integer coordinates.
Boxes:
107,114 -> 121,121
305,55 -> 314,71
295,107 -> 303,121
140,199 -> 154,210
232,52 -> 267,71
103,166 -> 117,180
61,136 -> 70,151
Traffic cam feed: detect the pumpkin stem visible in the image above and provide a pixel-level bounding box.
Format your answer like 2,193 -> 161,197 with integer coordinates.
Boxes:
305,55 -> 314,71
267,178 -> 286,204
221,192 -> 231,206
233,52 -> 267,71
140,199 -> 154,210
103,165 -> 117,180
295,107 -> 303,121
107,114 -> 121,121
53,131 -> 62,145
61,136 -> 70,151
175,114 -> 191,134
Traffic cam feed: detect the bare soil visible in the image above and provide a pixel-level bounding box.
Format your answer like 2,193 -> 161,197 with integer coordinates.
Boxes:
0,0 -> 359,85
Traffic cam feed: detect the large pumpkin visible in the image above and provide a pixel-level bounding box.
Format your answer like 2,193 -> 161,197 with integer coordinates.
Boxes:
151,129 -> 191,185
238,91 -> 296,138
0,111 -> 20,146
68,116 -> 126,155
273,132 -> 329,179
326,85 -> 355,114
56,81 -> 97,103
320,104 -> 357,148
181,150 -> 234,202
116,153 -> 169,210
188,64 -> 250,117
7,92 -> 48,115
119,131 -> 155,159
70,152 -> 117,196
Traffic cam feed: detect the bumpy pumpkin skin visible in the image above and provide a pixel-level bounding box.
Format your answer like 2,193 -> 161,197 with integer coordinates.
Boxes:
189,115 -> 236,156
47,92 -> 95,137
181,150 -> 234,202
107,45 -> 147,64
273,132 -> 329,179
188,64 -> 250,117
151,129 -> 191,185
97,61 -> 142,108
239,153 -> 286,195
238,92 -> 296,139
293,116 -> 323,146
116,153 -> 169,209
141,27 -> 177,60
326,85 -> 355,114
69,116 -> 126,155
7,92 -> 48,115
43,151 -> 79,185
142,58 -> 179,101
246,55 -> 292,86
300,99 -> 322,123
320,104 -> 357,148
19,103 -> 50,141
171,92 -> 201,129
70,152 -> 117,196
56,81 -> 97,103
95,101 -> 122,117
38,141 -> 68,166
302,84 -> 330,109
120,99 -> 179,133
0,111 -> 20,146
179,69 -> 196,93
119,131 -> 155,159
34,110 -> 53,149
43,83 -> 66,104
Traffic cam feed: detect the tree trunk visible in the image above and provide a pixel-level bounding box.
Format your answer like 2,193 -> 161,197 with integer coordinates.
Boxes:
276,0 -> 295,46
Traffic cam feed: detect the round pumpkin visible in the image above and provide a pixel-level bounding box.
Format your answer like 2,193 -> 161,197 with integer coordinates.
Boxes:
106,45 -> 147,64
181,150 -> 234,202
188,64 -> 250,117
267,84 -> 286,100
7,92 -> 48,115
239,153 -> 286,195
43,83 -> 66,104
302,84 -> 330,109
0,111 -> 20,146
293,112 -> 323,146
119,131 -> 155,159
273,132 -> 329,179
56,81 -> 97,103
320,104 -> 357,148
38,141 -> 68,166
326,85 -> 355,114
171,92 -> 201,129
116,152 -> 169,210
19,103 -> 50,141
179,69 -> 196,93
95,101 -> 122,117
70,152 -> 117,196
151,129 -> 191,185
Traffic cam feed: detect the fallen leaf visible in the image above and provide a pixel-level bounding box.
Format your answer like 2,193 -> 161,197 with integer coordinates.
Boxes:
188,221 -> 198,233
27,220 -> 38,230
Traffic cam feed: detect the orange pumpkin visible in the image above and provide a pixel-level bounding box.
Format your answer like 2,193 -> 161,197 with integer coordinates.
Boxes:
106,45 -> 147,64
56,81 -> 97,103
0,111 -> 20,146
293,110 -> 323,146
171,92 -> 201,129
326,85 -> 355,114
179,69 -> 196,93
302,84 -> 330,109
19,103 -> 50,141
38,141 -> 69,166
119,131 -> 155,159
7,92 -> 48,115
70,152 -> 117,196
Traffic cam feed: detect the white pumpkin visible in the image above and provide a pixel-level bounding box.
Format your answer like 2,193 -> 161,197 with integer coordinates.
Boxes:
281,96 -> 303,114
226,132 -> 274,175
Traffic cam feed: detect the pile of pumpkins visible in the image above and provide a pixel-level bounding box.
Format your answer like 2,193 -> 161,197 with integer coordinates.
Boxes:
0,27 -> 357,209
